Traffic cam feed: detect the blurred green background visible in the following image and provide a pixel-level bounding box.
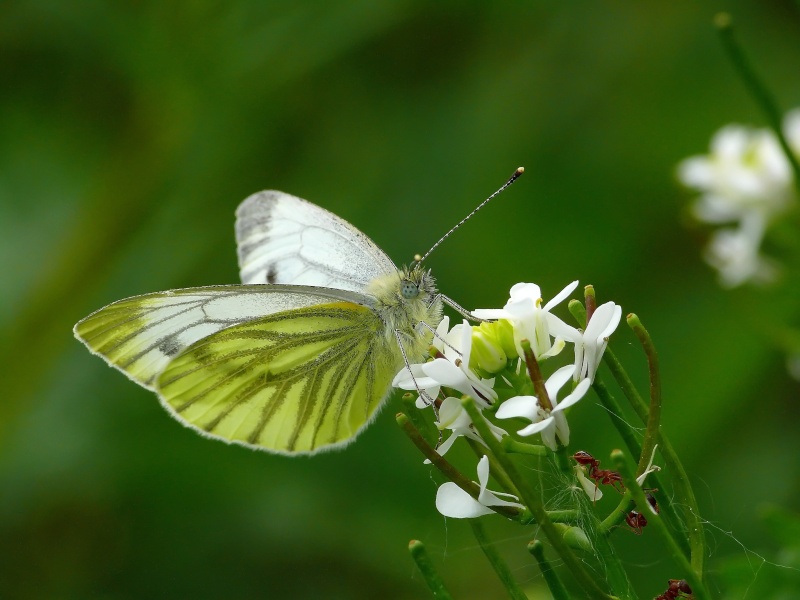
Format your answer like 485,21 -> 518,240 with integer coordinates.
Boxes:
2,2 -> 800,598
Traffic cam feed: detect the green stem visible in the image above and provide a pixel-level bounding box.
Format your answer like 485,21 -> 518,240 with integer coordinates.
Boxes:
714,12 -> 800,192
396,413 -> 521,520
401,394 -> 438,444
528,540 -> 571,600
590,377 -> 642,461
470,520 -> 529,600
461,398 -> 618,600
603,349 -> 702,570
598,492 -> 635,535
502,437 -> 548,456
409,540 -> 454,600
611,451 -> 711,600
626,314 -> 661,479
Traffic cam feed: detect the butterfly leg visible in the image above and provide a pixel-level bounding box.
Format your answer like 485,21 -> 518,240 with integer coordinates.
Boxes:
433,294 -> 492,323
415,320 -> 463,358
393,329 -> 444,446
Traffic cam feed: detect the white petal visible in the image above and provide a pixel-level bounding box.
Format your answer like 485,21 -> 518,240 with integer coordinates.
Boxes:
437,397 -> 464,428
436,483 -> 494,518
432,316 -> 451,351
460,319 -> 473,367
495,396 -> 539,421
552,378 -> 591,413
476,455 -> 491,493
585,302 -> 620,339
471,308 -> 508,320
553,410 -> 570,446
518,417 -> 554,437
545,313 -> 581,341
478,488 -> 523,509
432,431 -> 461,458
509,282 -> 541,302
422,359 -> 467,388
543,280 -> 579,311
544,365 -> 575,399
539,421 -> 558,451
575,467 -> 603,501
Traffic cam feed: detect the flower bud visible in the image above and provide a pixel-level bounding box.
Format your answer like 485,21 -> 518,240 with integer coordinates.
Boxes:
562,526 -> 592,552
470,327 -> 508,375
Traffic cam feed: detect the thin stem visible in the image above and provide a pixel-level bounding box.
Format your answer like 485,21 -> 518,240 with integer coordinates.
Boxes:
598,492 -> 635,535
408,540 -> 454,600
714,12 -> 800,192
520,339 -> 552,410
528,540 -> 571,600
602,349 -> 702,569
502,437 -> 548,456
470,520 -> 529,600
461,398 -> 618,600
626,314 -> 661,479
396,413 -> 521,520
401,394 -> 438,444
611,450 -> 710,600
590,377 -> 642,461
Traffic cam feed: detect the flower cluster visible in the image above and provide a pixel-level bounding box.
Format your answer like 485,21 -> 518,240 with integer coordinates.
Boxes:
393,281 -> 622,517
677,111 -> 800,287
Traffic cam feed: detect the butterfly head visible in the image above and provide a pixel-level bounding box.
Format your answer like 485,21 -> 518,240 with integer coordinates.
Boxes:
400,264 -> 437,302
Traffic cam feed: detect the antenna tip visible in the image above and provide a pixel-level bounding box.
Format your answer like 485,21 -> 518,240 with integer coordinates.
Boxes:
413,253 -> 422,262
516,167 -> 525,174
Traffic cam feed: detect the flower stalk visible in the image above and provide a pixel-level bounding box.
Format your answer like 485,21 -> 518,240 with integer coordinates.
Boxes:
714,12 -> 800,191
461,397 -> 618,600
611,450 -> 710,600
408,540 -> 454,600
528,540 -> 571,600
470,520 -> 529,600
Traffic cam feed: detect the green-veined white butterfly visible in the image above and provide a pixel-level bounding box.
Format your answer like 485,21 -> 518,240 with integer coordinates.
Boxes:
74,171 -> 522,455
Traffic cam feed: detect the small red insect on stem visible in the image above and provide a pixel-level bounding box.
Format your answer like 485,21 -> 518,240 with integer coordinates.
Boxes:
654,578 -> 693,600
572,450 -> 625,492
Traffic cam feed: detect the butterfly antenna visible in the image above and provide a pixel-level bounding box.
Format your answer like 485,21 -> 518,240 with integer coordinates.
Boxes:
416,167 -> 524,265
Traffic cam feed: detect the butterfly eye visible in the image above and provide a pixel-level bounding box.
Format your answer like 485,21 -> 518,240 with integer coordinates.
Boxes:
401,280 -> 420,299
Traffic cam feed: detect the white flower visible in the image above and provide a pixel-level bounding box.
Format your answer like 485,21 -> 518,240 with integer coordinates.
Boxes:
472,281 -> 578,360
547,301 -> 622,382
495,365 -> 591,451
678,124 -> 793,218
435,455 -> 523,518
429,396 -> 506,460
678,118 -> 798,287
393,318 -> 498,408
704,208 -> 778,288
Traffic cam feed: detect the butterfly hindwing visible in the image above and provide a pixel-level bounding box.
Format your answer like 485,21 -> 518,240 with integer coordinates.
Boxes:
156,302 -> 399,454
73,285 -> 375,391
236,191 -> 397,290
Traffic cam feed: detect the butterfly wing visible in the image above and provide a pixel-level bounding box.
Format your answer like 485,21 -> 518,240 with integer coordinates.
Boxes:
73,285 -> 375,391
156,301 -> 399,454
236,190 -> 397,290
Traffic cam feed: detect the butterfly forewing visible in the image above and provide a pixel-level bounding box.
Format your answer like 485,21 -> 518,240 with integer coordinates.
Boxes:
74,285 -> 375,391
156,302 -> 398,454
236,191 -> 397,290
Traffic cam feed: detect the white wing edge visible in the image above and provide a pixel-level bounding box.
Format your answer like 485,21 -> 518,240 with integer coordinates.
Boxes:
153,382 -> 396,456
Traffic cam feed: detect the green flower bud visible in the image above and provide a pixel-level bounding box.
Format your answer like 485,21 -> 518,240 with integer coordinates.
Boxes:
470,328 -> 507,375
562,526 -> 592,552
493,319 -> 518,359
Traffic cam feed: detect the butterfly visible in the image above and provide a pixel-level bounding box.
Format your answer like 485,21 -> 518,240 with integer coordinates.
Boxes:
73,190 -> 449,455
